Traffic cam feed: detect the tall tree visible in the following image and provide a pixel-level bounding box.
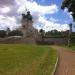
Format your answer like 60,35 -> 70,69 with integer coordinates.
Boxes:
68,23 -> 72,46
61,0 -> 75,46
39,29 -> 45,39
61,0 -> 75,20
0,30 -> 6,38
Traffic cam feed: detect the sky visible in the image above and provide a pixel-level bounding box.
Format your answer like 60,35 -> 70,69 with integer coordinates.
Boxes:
0,0 -> 74,32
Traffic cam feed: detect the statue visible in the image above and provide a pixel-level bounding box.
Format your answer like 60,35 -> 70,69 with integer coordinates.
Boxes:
26,11 -> 32,20
21,11 -> 38,39
22,11 -> 32,20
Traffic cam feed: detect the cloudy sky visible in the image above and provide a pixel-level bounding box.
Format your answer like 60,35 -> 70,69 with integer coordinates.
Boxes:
0,0 -> 74,32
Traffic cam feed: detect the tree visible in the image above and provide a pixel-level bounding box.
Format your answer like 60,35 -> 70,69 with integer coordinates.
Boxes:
8,30 -> 23,36
39,29 -> 45,39
0,30 -> 6,38
61,0 -> 75,46
61,0 -> 75,20
68,23 -> 72,47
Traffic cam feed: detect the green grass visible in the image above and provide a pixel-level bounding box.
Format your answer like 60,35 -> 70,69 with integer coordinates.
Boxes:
62,45 -> 75,51
67,46 -> 75,51
0,44 -> 57,75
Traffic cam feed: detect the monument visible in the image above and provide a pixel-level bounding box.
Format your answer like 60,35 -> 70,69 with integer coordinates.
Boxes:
18,11 -> 38,44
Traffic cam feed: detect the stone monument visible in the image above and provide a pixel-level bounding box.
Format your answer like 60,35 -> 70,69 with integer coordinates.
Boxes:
18,11 -> 38,44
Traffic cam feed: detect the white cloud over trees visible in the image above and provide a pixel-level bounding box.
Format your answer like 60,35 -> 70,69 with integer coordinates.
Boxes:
0,0 -> 70,31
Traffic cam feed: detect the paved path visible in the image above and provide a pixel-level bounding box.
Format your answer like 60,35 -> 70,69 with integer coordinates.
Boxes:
52,46 -> 75,75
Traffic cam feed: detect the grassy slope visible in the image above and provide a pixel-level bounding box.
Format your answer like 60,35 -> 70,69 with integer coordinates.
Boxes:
0,44 -> 57,75
63,45 -> 75,51
68,46 -> 75,51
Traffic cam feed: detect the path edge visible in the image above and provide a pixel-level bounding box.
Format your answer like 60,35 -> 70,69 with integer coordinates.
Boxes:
51,52 -> 59,75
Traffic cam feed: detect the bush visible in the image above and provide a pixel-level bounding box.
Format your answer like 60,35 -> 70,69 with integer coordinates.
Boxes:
8,30 -> 23,36
0,30 -> 6,38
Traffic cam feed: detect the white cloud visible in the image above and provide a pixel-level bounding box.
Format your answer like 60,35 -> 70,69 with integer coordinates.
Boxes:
0,6 -> 11,14
49,17 -> 58,22
17,0 -> 58,15
0,15 -> 20,30
35,16 -> 69,32
0,15 -> 5,19
17,0 -> 69,32
17,0 -> 68,32
64,8 -> 73,20
64,8 -> 68,13
0,0 -> 70,32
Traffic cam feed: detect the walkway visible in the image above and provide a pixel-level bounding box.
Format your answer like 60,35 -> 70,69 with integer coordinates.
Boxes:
52,46 -> 75,75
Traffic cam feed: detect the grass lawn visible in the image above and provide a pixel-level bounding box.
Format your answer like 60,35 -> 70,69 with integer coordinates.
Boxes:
0,44 -> 57,75
62,45 -> 75,51
68,46 -> 75,51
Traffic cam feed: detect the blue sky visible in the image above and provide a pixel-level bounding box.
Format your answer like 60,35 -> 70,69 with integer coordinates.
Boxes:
0,0 -> 74,32
35,0 -> 72,23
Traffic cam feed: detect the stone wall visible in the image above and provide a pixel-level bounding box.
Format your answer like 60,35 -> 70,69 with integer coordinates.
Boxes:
36,37 -> 68,45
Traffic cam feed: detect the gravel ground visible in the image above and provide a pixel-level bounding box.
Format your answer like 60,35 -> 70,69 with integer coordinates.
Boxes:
52,46 -> 75,75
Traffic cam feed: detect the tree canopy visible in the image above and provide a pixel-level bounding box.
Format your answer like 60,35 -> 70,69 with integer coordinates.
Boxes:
0,30 -> 6,38
61,0 -> 75,20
